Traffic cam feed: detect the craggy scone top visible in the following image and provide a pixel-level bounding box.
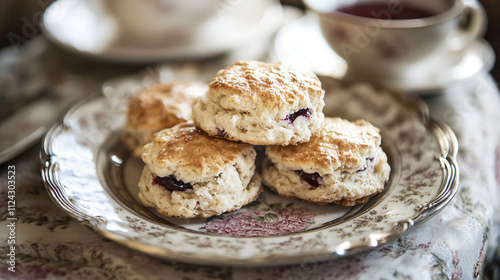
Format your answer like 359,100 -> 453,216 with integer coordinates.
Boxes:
142,122 -> 255,181
266,117 -> 382,174
125,81 -> 207,131
207,60 -> 324,115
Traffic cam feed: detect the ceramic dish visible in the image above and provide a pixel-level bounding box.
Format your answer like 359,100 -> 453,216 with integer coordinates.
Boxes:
41,75 -> 458,267
272,14 -> 495,94
41,0 -> 283,63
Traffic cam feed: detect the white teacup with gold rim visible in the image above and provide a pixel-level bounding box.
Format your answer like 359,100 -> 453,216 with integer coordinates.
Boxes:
303,0 -> 486,83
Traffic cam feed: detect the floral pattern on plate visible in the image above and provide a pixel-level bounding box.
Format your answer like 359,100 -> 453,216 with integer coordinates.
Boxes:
200,195 -> 317,237
40,75 -> 458,267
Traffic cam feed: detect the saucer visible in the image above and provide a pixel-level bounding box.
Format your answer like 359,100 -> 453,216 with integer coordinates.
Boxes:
272,14 -> 495,94
42,0 -> 283,63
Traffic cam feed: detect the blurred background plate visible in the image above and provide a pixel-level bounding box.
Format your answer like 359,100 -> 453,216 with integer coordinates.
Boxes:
41,0 -> 283,63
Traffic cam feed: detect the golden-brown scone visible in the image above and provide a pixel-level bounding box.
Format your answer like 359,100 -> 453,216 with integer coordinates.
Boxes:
262,117 -> 390,206
122,81 -> 207,157
139,122 -> 262,218
192,60 -> 325,146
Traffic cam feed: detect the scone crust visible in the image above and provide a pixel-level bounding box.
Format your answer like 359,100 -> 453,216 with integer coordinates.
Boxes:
192,60 -> 325,145
266,117 -> 382,174
262,117 -> 390,206
122,81 -> 207,157
139,123 -> 262,218
262,148 -> 390,206
207,60 -> 324,110
142,122 -> 255,182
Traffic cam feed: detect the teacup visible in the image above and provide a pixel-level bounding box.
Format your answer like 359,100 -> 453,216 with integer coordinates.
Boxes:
101,0 -> 217,47
303,0 -> 486,82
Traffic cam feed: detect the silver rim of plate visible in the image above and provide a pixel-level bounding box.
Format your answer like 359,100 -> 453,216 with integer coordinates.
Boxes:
40,75 -> 459,267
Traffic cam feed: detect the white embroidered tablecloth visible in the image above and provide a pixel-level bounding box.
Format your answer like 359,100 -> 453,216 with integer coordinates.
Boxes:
0,36 -> 499,280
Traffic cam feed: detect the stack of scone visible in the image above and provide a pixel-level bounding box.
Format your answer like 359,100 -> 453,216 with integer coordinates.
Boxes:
124,60 -> 390,219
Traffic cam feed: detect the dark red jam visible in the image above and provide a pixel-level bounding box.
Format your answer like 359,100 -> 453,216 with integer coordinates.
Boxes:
216,127 -> 228,137
284,108 -> 312,124
153,175 -> 193,191
297,171 -> 324,188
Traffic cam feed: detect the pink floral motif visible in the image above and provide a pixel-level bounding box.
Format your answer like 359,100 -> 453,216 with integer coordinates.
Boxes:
451,252 -> 462,280
204,208 -> 315,237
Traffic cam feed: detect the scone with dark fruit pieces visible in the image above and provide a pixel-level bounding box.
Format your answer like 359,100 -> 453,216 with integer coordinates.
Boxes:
139,122 -> 262,218
192,60 -> 325,146
262,117 -> 390,206
122,81 -> 207,157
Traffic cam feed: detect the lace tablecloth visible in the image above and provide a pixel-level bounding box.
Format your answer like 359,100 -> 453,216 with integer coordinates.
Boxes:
0,36 -> 499,280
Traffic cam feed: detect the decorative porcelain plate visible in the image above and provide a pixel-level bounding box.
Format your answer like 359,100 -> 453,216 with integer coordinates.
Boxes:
41,75 -> 459,267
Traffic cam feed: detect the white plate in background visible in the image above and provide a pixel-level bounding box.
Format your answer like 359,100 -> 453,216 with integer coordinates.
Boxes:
42,0 -> 283,63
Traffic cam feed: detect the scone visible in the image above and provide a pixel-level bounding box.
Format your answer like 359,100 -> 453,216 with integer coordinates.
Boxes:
262,117 -> 390,206
122,81 -> 207,157
139,122 -> 263,218
192,60 -> 325,146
